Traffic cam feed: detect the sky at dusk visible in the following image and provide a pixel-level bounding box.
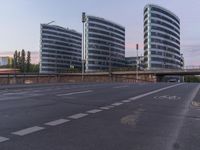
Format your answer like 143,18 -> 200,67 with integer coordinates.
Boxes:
0,0 -> 200,65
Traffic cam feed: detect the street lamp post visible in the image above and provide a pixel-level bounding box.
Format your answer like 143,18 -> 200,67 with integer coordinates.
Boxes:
109,43 -> 111,77
108,31 -> 112,79
82,12 -> 86,81
136,44 -> 139,82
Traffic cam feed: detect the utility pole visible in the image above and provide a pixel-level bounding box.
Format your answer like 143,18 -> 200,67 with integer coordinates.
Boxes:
109,43 -> 111,77
82,12 -> 86,81
136,44 -> 139,82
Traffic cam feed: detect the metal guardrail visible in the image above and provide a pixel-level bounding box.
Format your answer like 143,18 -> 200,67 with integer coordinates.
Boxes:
184,66 -> 200,70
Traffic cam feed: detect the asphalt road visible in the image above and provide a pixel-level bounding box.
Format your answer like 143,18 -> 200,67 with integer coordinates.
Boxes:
0,82 -> 200,150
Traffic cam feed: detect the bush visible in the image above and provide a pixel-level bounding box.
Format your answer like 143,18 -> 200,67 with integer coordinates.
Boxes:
184,76 -> 200,82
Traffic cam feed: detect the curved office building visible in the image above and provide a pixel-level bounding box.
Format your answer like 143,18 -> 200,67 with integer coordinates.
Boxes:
84,14 -> 125,72
40,24 -> 82,73
144,4 -> 182,70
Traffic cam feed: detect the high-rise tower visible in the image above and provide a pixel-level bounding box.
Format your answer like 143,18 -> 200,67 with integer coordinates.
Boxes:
83,14 -> 125,72
40,24 -> 82,73
144,4 -> 182,70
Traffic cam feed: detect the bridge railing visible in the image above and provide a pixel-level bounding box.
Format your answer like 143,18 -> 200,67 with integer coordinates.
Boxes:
183,66 -> 200,70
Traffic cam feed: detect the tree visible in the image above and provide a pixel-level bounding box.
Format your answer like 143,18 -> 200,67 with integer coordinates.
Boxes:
11,58 -> 14,68
7,57 -> 13,68
12,49 -> 38,73
26,51 -> 31,72
13,50 -> 18,68
21,49 -> 26,72
17,51 -> 21,69
184,75 -> 200,82
30,64 -> 39,73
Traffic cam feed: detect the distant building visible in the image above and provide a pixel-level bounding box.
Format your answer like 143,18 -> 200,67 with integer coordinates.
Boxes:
0,69 -> 19,74
125,56 -> 144,70
0,57 -> 12,67
144,4 -> 183,70
40,24 -> 82,73
83,13 -> 125,72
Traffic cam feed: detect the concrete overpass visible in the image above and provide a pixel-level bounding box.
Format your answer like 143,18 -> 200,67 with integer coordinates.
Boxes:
114,68 -> 200,82
113,69 -> 200,76
147,69 -> 200,76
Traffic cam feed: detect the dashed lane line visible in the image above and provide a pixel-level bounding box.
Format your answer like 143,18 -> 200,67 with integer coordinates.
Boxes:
0,136 -> 9,143
87,109 -> 102,114
12,126 -> 45,136
112,102 -> 123,106
122,100 -> 131,103
100,106 -> 111,110
57,90 -> 93,96
100,105 -> 115,110
0,83 -> 184,144
68,113 -> 88,119
45,119 -> 70,126
108,105 -> 115,108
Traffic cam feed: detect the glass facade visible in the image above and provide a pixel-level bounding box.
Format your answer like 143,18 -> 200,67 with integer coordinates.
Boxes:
84,15 -> 125,72
144,4 -> 183,70
40,24 -> 82,73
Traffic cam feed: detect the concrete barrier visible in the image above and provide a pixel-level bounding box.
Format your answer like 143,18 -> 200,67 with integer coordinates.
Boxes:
0,72 -> 157,85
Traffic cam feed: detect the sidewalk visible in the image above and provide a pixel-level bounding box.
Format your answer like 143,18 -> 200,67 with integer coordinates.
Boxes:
192,85 -> 200,107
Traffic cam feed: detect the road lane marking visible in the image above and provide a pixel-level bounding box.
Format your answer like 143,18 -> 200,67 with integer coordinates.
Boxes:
128,84 -> 184,101
2,93 -> 17,96
2,91 -> 30,95
107,105 -> 115,108
12,126 -> 45,136
100,106 -> 110,110
112,102 -> 123,106
87,109 -> 102,114
57,90 -> 92,96
100,105 -> 115,109
68,113 -> 88,119
0,136 -> 9,143
122,100 -> 131,103
154,95 -> 181,100
113,86 -> 129,89
45,119 -> 70,126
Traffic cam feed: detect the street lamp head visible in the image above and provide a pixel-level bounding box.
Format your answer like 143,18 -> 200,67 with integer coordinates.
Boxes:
136,44 -> 139,50
82,12 -> 86,23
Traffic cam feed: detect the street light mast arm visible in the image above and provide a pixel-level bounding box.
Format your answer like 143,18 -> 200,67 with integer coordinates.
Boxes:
47,21 -> 55,25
